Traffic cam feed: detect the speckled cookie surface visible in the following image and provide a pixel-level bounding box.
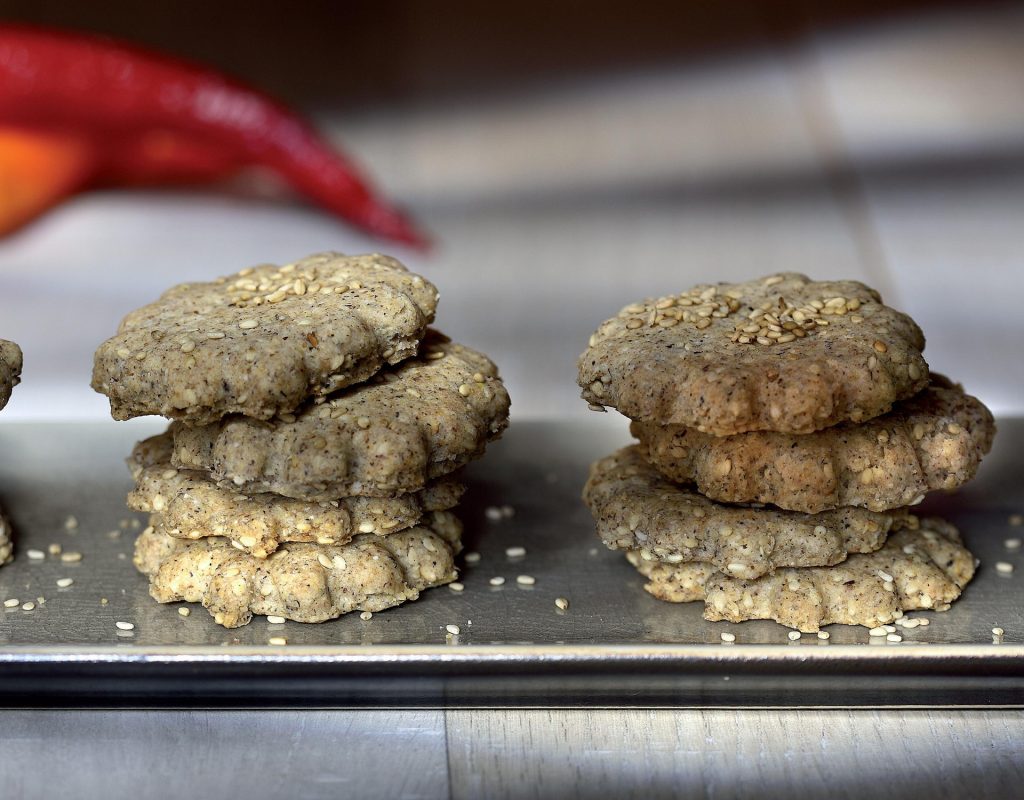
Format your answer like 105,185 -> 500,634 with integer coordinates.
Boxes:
129,439 -> 464,559
579,273 -> 928,434
629,517 -> 974,631
633,377 -> 995,513
171,336 -> 510,500
0,504 -> 13,567
134,511 -> 462,628
0,339 -> 22,411
92,252 -> 439,423
585,446 -> 899,580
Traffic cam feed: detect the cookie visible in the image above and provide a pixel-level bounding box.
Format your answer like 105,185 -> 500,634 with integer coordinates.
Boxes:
0,505 -> 13,567
0,339 -> 22,411
129,449 -> 464,559
92,252 -> 439,423
633,377 -> 995,513
134,511 -> 462,628
585,446 -> 899,580
171,335 -> 510,500
578,273 -> 928,434
628,517 -> 975,631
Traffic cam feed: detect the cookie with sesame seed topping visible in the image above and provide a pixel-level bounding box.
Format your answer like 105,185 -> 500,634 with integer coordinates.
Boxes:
128,434 -> 465,559
0,505 -> 13,567
0,339 -> 22,411
585,446 -> 899,580
578,273 -> 928,435
633,376 -> 994,514
134,511 -> 462,628
628,516 -> 974,631
91,252 -> 439,424
171,334 -> 510,500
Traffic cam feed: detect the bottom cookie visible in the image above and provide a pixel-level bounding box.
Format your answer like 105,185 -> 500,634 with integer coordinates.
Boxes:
134,510 -> 462,628
627,516 -> 975,631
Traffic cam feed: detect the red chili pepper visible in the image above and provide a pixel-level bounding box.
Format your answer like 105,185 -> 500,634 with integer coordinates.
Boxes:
0,24 -> 427,247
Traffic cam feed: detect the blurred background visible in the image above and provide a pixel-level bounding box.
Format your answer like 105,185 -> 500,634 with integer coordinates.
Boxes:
0,0 -> 1021,422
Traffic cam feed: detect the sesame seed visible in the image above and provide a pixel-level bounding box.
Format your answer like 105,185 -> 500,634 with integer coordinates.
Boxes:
1005,538 -> 1022,551
869,626 -> 888,637
449,582 -> 465,592
317,553 -> 333,569
60,552 -> 82,563
485,507 -> 503,521
817,631 -> 830,640
360,611 -> 373,621
222,567 -> 240,578
464,552 -> 481,564
587,403 -> 607,412
877,570 -> 894,583
100,598 -> 108,606
489,576 -> 505,586
2,599 -> 17,608
886,633 -> 902,643
115,621 -> 134,631
993,627 -> 1005,637
64,515 -> 78,530
555,597 -> 569,611
267,615 -> 286,624
21,602 -> 35,611
946,423 -> 962,435
56,578 -> 73,588
48,543 -> 62,556
238,319 -> 258,329
516,575 -> 536,586
873,340 -> 888,353
787,631 -> 801,641
506,546 -> 526,558
446,624 -> 461,635
1010,514 -> 1023,527
996,562 -> 1014,574
356,416 -> 371,429
26,549 -> 45,560
268,637 -> 287,646
458,384 -> 472,397
178,607 -> 191,617
206,331 -> 225,340
721,631 -> 736,643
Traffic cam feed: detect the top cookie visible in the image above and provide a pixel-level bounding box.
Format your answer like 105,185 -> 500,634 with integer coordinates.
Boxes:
171,335 -> 511,499
91,252 -> 439,424
578,273 -> 928,434
0,339 -> 22,411
633,377 -> 995,514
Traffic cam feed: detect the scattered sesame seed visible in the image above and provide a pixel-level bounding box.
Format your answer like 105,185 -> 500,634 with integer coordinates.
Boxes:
21,602 -> 35,611
877,570 -> 894,583
992,627 -> 1005,637
817,631 -> 830,640
446,624 -> 461,635
60,552 -> 82,563
886,633 -> 902,643
48,543 -> 62,556
267,615 -> 286,624
357,522 -> 375,534
458,384 -> 471,397
100,598 -> 108,606
1006,538 -> 1022,551
485,507 -> 503,521
721,632 -> 736,643
115,621 -> 134,631
238,319 -> 259,329
995,562 -> 1015,575
180,340 -> 196,353
555,597 -> 569,611
873,340 -> 888,353
178,607 -> 191,617
268,637 -> 287,646
505,546 -> 526,558
489,576 -> 505,586
26,549 -> 45,560
360,611 -> 373,621
449,582 -> 465,592
3,599 -> 18,608
516,575 -> 536,586
869,626 -> 888,637
787,631 -> 801,641
317,553 -> 333,569
56,578 -> 73,588
464,552 -> 481,564
64,515 -> 78,530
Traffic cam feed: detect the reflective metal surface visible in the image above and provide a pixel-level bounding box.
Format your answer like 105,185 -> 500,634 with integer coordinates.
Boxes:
0,418 -> 1020,707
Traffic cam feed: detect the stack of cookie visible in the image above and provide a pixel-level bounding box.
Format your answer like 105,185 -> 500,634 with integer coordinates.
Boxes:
0,339 -> 21,566
580,274 -> 994,632
93,252 -> 510,628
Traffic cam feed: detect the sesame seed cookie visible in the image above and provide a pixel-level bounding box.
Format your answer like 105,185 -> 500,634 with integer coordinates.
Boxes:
628,516 -> 974,631
585,446 -> 899,580
578,273 -> 928,435
134,511 -> 462,628
128,438 -> 465,559
0,505 -> 13,567
92,252 -> 439,424
171,335 -> 510,500
633,377 -> 994,514
0,339 -> 22,411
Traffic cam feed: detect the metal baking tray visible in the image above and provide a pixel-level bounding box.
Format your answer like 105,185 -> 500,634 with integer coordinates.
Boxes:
0,418 -> 1020,708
